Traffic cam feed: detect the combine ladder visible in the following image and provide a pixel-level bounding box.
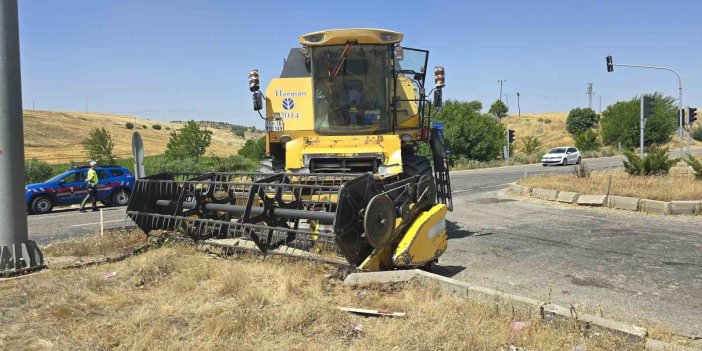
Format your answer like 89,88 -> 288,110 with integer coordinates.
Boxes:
430,122 -> 453,211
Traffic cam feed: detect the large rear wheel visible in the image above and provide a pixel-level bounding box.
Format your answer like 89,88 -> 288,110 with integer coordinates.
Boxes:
402,155 -> 432,178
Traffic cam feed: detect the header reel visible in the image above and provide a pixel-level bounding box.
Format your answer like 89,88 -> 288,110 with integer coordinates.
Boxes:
127,171 -> 445,269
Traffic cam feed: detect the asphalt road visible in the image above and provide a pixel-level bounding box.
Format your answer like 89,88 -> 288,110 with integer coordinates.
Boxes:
439,155 -> 702,338
25,152 -> 702,337
27,205 -> 134,244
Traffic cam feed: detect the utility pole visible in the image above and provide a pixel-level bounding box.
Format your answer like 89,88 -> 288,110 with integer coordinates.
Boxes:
0,0 -> 44,275
516,92 -> 521,117
498,80 -> 506,101
586,83 -> 594,109
605,56 -> 684,157
640,95 -> 653,157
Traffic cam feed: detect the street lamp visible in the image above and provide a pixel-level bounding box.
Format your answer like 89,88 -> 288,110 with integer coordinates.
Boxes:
605,55 -> 684,157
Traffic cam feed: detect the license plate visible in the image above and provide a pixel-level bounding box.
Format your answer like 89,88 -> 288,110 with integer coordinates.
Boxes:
266,120 -> 284,132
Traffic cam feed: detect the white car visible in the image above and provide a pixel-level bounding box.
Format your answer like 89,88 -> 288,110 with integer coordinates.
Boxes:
541,147 -> 581,166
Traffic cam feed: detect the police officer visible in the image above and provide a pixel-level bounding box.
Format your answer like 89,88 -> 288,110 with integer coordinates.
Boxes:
79,161 -> 99,212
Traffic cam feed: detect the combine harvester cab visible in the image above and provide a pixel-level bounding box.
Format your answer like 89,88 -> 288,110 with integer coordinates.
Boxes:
128,28 -> 453,271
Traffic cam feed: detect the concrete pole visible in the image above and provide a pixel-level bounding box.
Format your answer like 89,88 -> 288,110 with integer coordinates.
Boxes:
0,0 -> 44,274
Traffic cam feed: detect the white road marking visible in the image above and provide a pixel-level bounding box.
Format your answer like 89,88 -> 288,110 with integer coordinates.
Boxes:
478,182 -> 513,189
27,207 -> 124,220
70,219 -> 125,227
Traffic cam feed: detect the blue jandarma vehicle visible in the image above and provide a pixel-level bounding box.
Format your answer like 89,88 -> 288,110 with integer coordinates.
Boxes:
25,165 -> 135,214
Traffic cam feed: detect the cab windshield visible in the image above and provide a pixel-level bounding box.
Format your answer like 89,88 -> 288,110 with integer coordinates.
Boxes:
311,44 -> 391,134
549,148 -> 567,154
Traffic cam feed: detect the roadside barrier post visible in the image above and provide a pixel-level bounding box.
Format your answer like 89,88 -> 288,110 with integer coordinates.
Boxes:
100,209 -> 104,237
0,0 -> 44,275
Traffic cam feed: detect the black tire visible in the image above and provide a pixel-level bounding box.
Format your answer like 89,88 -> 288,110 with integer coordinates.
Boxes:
402,155 -> 432,178
542,164 -> 547,167
561,158 -> 568,166
576,157 -> 582,165
31,196 -> 53,215
112,188 -> 131,207
259,159 -> 285,173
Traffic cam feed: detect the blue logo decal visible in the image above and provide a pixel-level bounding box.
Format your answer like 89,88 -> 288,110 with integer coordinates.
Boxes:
282,98 -> 294,110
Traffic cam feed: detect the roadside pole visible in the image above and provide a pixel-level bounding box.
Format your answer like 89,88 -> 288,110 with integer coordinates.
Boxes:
0,0 -> 44,274
505,135 -> 510,166
640,96 -> 645,157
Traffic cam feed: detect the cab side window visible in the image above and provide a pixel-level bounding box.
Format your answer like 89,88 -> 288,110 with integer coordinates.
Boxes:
97,170 -> 109,180
567,148 -> 577,153
111,169 -> 124,177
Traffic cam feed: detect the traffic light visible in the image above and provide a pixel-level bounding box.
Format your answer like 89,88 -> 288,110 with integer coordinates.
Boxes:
689,107 -> 698,125
642,95 -> 654,118
606,55 -> 614,72
508,129 -> 515,144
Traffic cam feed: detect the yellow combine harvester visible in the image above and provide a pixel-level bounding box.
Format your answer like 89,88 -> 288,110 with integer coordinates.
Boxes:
127,28 -> 453,271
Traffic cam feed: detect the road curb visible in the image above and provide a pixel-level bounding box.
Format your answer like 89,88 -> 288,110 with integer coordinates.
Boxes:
508,182 -> 700,216
344,269 -> 665,346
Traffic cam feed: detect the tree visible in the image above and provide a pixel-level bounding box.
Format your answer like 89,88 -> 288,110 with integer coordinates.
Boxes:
433,100 -> 506,162
566,107 -> 599,135
165,120 -> 213,162
519,135 -> 542,154
237,136 -> 266,161
466,100 -> 483,113
574,129 -> 601,151
81,127 -> 116,163
600,93 -> 677,148
125,122 -> 134,129
488,99 -> 508,119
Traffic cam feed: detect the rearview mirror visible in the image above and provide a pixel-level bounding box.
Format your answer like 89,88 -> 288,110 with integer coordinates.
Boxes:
58,179 -> 66,185
433,89 -> 443,109
253,91 -> 263,111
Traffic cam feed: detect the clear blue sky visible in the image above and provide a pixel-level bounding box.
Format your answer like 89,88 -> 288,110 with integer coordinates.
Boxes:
18,0 -> 702,127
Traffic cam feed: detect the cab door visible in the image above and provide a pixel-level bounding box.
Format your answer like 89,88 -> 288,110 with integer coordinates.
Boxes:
56,171 -> 87,204
94,169 -> 111,201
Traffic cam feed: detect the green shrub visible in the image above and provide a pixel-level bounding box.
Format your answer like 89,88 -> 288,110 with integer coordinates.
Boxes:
574,129 -> 601,151
142,125 -> 148,129
543,119 -> 552,124
623,148 -> 679,176
125,122 -> 134,129
684,155 -> 702,180
165,127 -> 171,130
25,158 -> 54,184
152,124 -> 162,130
211,155 -> 257,172
519,135 -> 542,154
692,127 -> 702,142
237,137 -> 266,161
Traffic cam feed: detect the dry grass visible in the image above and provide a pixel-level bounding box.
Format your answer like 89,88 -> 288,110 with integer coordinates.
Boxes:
42,230 -> 147,258
23,110 -> 258,164
0,238 -> 639,350
520,170 -> 702,201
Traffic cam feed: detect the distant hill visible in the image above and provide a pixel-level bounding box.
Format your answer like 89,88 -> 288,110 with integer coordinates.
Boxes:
502,111 -> 700,152
502,112 -> 573,150
23,110 -> 263,164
